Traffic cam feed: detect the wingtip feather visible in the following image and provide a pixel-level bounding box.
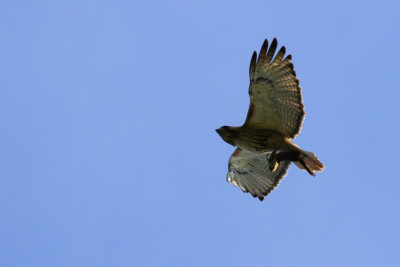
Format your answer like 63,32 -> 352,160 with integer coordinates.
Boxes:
265,38 -> 278,63
249,51 -> 257,77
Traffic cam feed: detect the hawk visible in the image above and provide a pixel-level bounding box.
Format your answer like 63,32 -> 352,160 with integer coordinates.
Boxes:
216,38 -> 324,201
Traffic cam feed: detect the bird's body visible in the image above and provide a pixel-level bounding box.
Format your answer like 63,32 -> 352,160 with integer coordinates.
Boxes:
217,126 -> 292,153
216,38 -> 324,201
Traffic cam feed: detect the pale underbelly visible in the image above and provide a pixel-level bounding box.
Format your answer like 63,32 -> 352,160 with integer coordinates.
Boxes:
234,131 -> 293,154
235,140 -> 290,154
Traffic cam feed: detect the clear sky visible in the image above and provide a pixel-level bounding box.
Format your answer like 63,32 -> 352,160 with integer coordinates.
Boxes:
1,0 -> 400,266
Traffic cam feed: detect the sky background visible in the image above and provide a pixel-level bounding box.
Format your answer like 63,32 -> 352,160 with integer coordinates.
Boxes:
1,0 -> 400,266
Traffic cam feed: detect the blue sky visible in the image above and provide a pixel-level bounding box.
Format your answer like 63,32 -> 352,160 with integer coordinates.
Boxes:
1,0 -> 400,266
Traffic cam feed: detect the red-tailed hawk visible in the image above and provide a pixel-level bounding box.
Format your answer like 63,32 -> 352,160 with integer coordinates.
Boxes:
216,38 -> 324,201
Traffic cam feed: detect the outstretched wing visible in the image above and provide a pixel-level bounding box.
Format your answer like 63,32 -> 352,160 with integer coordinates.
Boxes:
226,148 -> 291,201
245,38 -> 305,139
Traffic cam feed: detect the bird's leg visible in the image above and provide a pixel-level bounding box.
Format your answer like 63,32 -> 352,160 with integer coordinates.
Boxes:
267,150 -> 279,172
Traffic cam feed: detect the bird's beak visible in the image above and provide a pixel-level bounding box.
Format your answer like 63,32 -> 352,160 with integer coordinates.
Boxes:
215,128 -> 220,134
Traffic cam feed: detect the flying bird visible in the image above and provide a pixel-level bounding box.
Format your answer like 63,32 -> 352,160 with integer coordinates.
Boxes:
216,38 -> 324,201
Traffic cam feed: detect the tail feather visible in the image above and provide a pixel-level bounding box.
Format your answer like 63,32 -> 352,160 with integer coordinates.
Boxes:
294,150 -> 324,176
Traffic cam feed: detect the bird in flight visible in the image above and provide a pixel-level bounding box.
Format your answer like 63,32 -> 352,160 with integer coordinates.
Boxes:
216,38 -> 324,201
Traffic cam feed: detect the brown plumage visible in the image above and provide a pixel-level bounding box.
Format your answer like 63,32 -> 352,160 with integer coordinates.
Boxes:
216,38 -> 324,201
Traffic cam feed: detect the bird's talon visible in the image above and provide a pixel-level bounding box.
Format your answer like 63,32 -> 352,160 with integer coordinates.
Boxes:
268,151 -> 279,172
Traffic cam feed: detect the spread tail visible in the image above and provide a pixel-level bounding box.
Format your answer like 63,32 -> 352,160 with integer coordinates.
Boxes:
293,150 -> 324,176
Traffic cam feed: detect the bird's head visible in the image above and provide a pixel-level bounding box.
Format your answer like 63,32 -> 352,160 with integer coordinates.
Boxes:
216,126 -> 237,146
